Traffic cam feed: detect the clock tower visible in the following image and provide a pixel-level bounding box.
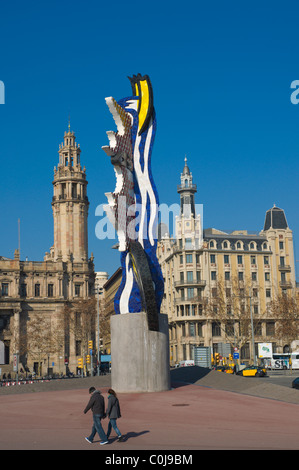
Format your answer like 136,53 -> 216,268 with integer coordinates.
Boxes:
51,125 -> 89,262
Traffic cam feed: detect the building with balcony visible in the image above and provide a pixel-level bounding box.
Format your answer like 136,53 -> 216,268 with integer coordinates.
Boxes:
157,159 -> 297,366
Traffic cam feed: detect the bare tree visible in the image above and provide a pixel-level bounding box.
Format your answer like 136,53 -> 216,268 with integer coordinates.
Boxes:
268,292 -> 299,350
204,275 -> 265,356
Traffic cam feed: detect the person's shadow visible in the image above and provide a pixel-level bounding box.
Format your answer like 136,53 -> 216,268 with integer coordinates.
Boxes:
109,430 -> 150,443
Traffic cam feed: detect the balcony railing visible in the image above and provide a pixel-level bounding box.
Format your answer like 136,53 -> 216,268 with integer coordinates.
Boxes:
279,281 -> 292,288
278,265 -> 291,271
174,280 -> 206,287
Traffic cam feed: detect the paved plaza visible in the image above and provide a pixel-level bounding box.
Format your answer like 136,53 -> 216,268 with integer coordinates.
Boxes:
0,367 -> 298,452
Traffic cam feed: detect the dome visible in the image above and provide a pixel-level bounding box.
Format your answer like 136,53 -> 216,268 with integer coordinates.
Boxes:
182,156 -> 190,175
263,205 -> 288,231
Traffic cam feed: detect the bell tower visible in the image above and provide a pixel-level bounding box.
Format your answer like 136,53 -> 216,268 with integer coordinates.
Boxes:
177,156 -> 197,217
51,125 -> 89,262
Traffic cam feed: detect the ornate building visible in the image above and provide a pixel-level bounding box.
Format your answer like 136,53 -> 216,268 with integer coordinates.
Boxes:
0,127 -> 95,377
157,159 -> 297,366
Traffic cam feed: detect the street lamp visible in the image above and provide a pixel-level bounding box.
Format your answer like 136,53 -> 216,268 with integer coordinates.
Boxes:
95,286 -> 101,376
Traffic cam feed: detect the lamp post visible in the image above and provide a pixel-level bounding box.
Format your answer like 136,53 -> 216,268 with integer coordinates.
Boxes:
96,286 -> 101,376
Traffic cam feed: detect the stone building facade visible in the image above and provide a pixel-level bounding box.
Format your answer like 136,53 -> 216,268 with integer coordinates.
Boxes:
157,159 -> 297,366
0,128 -> 95,377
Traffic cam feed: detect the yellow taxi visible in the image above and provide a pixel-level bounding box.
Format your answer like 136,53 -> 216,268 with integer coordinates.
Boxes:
236,365 -> 267,377
214,365 -> 234,374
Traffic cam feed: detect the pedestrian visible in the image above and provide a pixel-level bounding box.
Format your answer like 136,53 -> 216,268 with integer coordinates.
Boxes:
106,388 -> 123,441
84,386 -> 108,445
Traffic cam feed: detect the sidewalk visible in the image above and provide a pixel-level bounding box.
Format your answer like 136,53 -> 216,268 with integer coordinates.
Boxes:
0,373 -> 298,450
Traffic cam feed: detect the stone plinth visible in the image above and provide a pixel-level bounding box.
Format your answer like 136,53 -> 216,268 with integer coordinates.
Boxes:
110,312 -> 170,393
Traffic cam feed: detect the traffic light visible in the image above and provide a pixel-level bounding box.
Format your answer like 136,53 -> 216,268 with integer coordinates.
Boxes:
88,340 -> 93,351
77,357 -> 83,368
86,354 -> 91,364
215,353 -> 220,364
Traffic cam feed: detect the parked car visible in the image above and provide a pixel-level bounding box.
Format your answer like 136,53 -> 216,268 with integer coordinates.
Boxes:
236,365 -> 267,377
291,377 -> 299,389
214,365 -> 234,374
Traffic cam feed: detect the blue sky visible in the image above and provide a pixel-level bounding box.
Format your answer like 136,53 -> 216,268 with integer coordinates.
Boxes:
0,0 -> 298,279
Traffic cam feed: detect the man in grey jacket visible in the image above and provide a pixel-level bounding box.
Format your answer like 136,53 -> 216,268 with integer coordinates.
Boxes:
84,387 -> 108,445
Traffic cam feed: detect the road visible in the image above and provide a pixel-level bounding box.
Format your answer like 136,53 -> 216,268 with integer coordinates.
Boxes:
261,369 -> 298,389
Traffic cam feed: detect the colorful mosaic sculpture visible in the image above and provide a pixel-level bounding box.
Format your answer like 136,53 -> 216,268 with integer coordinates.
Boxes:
102,74 -> 164,331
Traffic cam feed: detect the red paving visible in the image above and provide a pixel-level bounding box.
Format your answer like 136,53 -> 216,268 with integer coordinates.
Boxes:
0,383 -> 298,451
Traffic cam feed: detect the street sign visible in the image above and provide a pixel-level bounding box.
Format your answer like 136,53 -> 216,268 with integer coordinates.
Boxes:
233,352 -> 239,359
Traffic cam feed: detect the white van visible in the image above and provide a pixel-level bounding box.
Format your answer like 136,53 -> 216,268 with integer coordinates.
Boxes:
179,360 -> 194,367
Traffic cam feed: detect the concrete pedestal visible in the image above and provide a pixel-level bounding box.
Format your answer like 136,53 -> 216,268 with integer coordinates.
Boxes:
110,312 -> 170,393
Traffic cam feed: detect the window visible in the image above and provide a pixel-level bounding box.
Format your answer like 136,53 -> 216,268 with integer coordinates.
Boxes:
225,322 -> 234,336
212,288 -> 217,298
75,340 -> 81,356
186,254 -> 193,264
196,254 -> 200,264
254,305 -> 259,314
252,272 -> 257,281
212,322 -> 221,336
210,254 -> 216,263
250,242 -> 255,250
266,288 -> 271,298
237,255 -> 243,265
210,241 -> 214,248
180,272 -> 184,281
20,284 -> 27,297
1,283 -> 8,296
223,241 -> 228,249
185,238 -> 192,249
264,256 -> 269,265
251,255 -> 256,265
263,243 -> 267,250
211,271 -> 217,281
35,284 -> 40,297
225,271 -> 230,281
75,284 -> 81,296
253,288 -> 258,297
179,255 -> 183,264
280,256 -> 285,267
196,271 -> 201,281
187,288 -> 194,299
224,254 -> 229,264
265,272 -> 270,282
238,271 -> 244,281
266,322 -> 275,336
187,271 -> 193,282
48,284 -> 54,297
279,241 -> 284,250
237,242 -> 241,249
189,323 -> 196,337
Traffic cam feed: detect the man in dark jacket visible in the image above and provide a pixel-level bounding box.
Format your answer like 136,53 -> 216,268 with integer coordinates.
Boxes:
84,387 -> 108,445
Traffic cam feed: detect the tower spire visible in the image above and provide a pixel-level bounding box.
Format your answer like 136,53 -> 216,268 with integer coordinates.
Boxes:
177,156 -> 197,217
52,127 -> 89,262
